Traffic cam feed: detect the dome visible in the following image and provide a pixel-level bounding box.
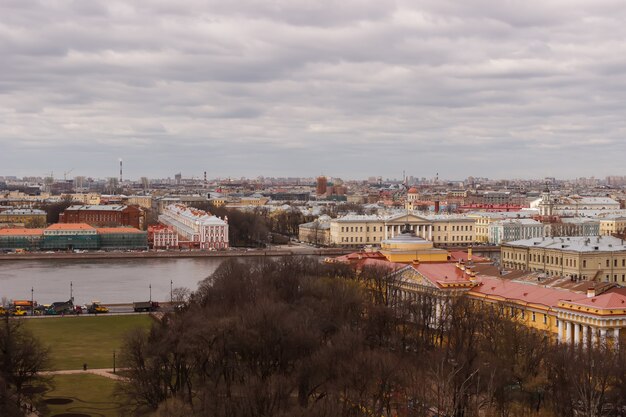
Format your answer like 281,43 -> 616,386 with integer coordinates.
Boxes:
407,187 -> 418,194
379,225 -> 449,263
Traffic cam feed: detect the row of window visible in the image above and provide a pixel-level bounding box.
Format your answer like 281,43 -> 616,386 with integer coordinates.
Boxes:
505,251 -> 626,269
339,224 -> 473,233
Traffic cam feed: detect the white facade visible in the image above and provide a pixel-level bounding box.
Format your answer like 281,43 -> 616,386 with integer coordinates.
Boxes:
150,226 -> 179,249
537,192 -> 620,217
488,219 -> 543,245
158,204 -> 229,249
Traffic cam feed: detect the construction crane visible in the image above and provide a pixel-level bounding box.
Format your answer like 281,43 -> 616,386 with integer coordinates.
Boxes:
63,168 -> 74,181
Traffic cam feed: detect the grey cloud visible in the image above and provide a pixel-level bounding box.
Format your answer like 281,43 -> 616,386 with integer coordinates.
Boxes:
2,0 -> 626,180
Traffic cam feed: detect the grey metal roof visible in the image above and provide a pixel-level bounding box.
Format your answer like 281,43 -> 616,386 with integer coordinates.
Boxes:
504,235 -> 626,252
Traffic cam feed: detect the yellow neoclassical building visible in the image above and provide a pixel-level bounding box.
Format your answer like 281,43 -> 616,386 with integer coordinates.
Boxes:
599,216 -> 626,236
502,236 -> 626,283
342,254 -> 626,347
329,213 -> 475,248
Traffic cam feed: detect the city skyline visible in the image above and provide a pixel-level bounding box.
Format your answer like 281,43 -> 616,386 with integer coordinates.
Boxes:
3,1 -> 626,178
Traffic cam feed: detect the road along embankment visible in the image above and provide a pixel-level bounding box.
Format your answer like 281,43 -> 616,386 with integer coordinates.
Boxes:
0,247 -> 352,261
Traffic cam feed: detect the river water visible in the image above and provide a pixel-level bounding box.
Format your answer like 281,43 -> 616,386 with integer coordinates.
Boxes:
0,258 -> 228,306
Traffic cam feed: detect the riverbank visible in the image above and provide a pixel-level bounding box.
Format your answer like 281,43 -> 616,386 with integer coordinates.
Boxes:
0,246 -> 352,261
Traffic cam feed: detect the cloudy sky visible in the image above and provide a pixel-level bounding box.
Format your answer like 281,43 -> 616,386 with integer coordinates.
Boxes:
2,0 -> 626,180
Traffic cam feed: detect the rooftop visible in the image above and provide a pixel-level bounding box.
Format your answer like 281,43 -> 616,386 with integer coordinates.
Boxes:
65,205 -> 128,211
504,235 -> 626,252
0,209 -> 46,215
0,228 -> 44,236
96,227 -> 144,234
46,223 -> 96,231
470,276 -> 589,309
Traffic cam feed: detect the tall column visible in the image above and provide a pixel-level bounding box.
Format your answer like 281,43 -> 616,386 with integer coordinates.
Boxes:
614,328 -> 620,349
591,327 -> 598,347
565,322 -> 572,344
582,325 -> 589,348
558,321 -> 564,344
429,225 -> 433,241
600,328 -> 607,345
574,323 -> 580,345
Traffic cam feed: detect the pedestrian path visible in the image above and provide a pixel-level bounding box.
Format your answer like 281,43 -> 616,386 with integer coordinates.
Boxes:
40,367 -> 128,381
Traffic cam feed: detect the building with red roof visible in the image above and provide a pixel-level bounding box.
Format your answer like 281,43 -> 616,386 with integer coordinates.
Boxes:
333,240 -> 626,347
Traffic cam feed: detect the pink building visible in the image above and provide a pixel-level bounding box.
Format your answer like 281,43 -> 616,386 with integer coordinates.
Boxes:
148,225 -> 179,249
158,204 -> 229,250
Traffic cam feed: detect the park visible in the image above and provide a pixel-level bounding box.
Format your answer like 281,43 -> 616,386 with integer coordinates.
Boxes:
23,314 -> 153,417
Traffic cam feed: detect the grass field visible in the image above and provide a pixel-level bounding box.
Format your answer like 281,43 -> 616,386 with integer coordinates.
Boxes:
41,374 -> 122,417
23,314 -> 153,370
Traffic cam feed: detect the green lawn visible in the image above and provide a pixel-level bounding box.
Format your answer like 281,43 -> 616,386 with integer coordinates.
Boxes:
23,314 -> 153,370
41,374 -> 122,417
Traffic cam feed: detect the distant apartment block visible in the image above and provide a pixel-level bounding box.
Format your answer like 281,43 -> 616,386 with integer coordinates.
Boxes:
0,208 -> 47,227
158,204 -> 228,250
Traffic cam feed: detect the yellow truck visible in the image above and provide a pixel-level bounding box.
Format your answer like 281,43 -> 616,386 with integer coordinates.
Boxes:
87,301 -> 109,314
12,306 -> 27,316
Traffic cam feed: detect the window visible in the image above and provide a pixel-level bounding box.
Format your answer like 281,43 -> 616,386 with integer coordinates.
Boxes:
532,312 -> 536,322
543,314 -> 547,324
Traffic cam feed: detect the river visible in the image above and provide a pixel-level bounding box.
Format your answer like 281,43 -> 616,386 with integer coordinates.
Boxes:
0,257 -> 228,306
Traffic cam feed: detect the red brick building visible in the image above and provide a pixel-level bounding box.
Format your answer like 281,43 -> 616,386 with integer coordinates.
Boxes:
59,205 -> 145,230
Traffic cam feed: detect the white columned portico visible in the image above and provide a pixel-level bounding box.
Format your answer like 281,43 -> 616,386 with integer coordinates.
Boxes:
591,327 -> 598,347
565,322 -> 572,344
600,328 -> 607,344
574,323 -> 580,345
428,225 -> 433,240
558,321 -> 565,343
582,325 -> 589,348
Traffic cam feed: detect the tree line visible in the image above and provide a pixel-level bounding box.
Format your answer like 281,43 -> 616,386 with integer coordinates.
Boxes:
188,203 -> 310,247
118,258 -> 626,417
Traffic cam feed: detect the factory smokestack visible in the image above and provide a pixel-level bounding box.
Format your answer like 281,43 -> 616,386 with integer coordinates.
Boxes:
119,158 -> 123,183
